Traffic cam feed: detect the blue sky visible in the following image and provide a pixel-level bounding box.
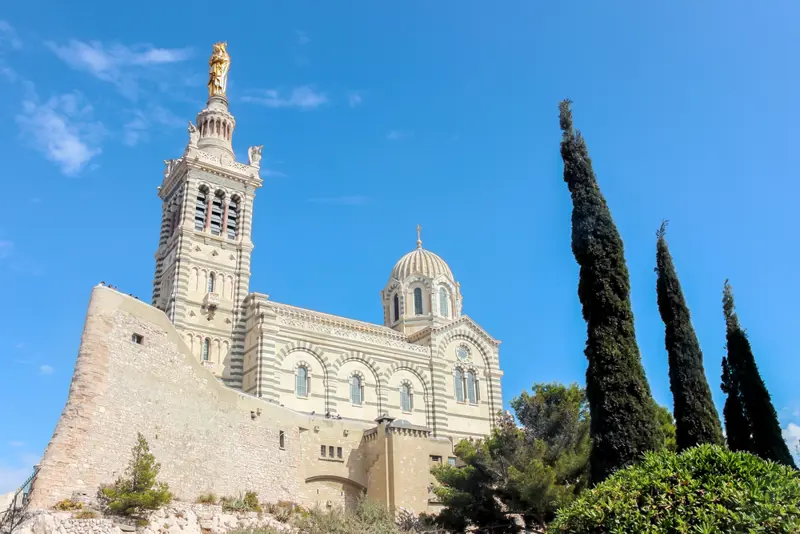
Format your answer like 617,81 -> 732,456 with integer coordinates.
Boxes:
1,0 -> 799,492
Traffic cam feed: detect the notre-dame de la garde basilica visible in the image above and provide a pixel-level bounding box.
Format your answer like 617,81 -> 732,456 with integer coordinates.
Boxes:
29,43 -> 504,515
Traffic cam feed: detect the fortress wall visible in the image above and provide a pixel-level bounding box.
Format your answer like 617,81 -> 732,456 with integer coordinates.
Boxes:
29,286 -> 310,508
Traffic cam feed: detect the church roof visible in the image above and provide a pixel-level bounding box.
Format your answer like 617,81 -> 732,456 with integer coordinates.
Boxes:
389,226 -> 454,282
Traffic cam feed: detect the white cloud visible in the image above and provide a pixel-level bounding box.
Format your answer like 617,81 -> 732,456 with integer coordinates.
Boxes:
347,91 -> 364,108
39,364 -> 54,375
0,21 -> 22,50
0,241 -> 12,260
307,196 -> 369,206
242,86 -> 328,110
47,40 -> 191,99
16,92 -> 105,175
7,441 -> 24,448
386,130 -> 410,141
122,106 -> 183,147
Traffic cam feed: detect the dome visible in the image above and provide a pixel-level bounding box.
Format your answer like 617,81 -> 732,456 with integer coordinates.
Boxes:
389,226 -> 454,282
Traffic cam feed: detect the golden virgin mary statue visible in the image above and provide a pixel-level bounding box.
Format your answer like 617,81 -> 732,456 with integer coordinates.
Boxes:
208,42 -> 231,97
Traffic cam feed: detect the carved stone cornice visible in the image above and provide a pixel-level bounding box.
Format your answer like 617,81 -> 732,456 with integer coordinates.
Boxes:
432,315 -> 501,347
269,302 -> 430,355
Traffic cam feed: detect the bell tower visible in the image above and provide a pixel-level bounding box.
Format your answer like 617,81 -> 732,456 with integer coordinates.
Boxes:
151,42 -> 263,388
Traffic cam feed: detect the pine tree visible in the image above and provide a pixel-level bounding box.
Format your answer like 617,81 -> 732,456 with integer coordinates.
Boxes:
722,281 -> 795,467
655,222 -> 724,450
720,356 -> 753,452
558,100 -> 660,483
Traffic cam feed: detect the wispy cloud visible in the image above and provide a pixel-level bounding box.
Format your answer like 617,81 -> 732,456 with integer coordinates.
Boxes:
0,240 -> 12,260
242,86 -> 328,110
39,364 -> 54,375
295,30 -> 310,46
123,106 -> 183,147
16,91 -> 105,175
47,40 -> 191,99
0,20 -> 22,50
8,441 -> 24,448
348,91 -> 364,108
307,196 -> 369,206
261,169 -> 287,178
386,130 -> 411,141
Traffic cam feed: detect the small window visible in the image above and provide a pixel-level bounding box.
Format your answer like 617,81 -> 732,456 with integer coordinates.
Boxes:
329,446 -> 335,458
430,455 -> 442,463
202,338 -> 210,361
466,371 -> 477,404
207,272 -> 215,293
448,457 -> 457,466
279,431 -> 285,450
439,287 -> 449,318
350,375 -> 363,405
296,367 -> 309,397
393,293 -> 399,322
195,189 -> 208,231
210,193 -> 224,236
401,384 -> 413,412
455,369 -> 465,403
320,445 -> 326,457
226,198 -> 239,239
131,333 -> 143,344
413,287 -> 423,315
337,447 -> 343,459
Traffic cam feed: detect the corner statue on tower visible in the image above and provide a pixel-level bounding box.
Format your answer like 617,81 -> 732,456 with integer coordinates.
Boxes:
208,42 -> 231,97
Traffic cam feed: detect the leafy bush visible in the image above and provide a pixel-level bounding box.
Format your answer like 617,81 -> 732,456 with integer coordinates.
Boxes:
196,493 -> 217,505
220,491 -> 262,513
291,498 -> 409,534
97,433 -> 172,517
54,499 -> 83,511
550,445 -> 800,533
73,510 -> 99,519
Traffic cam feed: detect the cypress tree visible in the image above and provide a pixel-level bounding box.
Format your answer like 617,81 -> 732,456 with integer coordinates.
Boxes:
720,356 -> 753,452
655,222 -> 724,450
558,100 -> 660,483
722,281 -> 795,467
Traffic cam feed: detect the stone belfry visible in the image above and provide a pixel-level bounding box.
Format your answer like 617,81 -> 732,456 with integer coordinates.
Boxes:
152,42 -> 263,387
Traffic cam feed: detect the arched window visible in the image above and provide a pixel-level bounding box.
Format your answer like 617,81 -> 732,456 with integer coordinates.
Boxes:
439,287 -> 449,318
195,188 -> 208,230
454,369 -> 464,403
210,192 -> 224,236
393,294 -> 400,322
296,366 -> 309,397
201,338 -> 210,361
350,375 -> 363,405
207,272 -> 215,293
226,197 -> 239,239
466,370 -> 477,404
400,384 -> 413,412
413,287 -> 423,316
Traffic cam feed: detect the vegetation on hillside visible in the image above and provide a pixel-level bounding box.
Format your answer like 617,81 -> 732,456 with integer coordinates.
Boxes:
655,222 -> 725,450
550,445 -> 800,533
558,99 -> 660,482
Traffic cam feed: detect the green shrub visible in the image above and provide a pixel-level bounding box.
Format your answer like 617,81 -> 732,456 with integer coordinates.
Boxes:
73,510 -> 99,519
97,433 -> 172,517
220,491 -> 262,513
550,445 -> 800,533
54,499 -> 83,511
291,498 -> 406,534
196,493 -> 218,505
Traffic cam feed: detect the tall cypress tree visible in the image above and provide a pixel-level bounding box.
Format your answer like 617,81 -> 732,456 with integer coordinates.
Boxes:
655,222 -> 724,450
558,100 -> 660,483
720,356 -> 753,452
722,281 -> 795,467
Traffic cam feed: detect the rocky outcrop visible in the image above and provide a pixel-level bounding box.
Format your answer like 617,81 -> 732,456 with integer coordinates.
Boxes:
13,503 -> 293,534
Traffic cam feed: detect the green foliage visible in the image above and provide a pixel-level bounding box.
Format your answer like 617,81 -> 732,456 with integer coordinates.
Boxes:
655,223 -> 725,450
54,499 -> 83,511
550,445 -> 800,533
433,382 -> 591,531
721,356 -> 753,452
652,402 -> 677,453
722,281 -> 796,467
195,493 -> 217,505
73,510 -> 99,519
288,498 -> 412,534
98,433 -> 172,517
220,491 -> 262,513
558,99 -> 660,483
